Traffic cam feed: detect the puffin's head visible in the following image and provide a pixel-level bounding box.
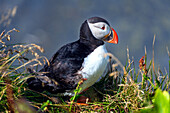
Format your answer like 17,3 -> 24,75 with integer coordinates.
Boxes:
80,17 -> 118,44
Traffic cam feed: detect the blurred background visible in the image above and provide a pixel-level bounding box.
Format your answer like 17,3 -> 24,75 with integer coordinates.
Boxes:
0,0 -> 170,72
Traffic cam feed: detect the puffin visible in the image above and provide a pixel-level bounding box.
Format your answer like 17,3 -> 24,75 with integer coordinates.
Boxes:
27,17 -> 118,96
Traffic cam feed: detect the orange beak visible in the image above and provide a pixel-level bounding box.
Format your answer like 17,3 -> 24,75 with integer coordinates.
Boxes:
103,27 -> 118,44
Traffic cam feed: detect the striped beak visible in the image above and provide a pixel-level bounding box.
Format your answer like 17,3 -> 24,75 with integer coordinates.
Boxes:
103,27 -> 118,44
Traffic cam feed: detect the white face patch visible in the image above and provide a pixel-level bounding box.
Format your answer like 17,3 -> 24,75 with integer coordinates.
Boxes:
87,21 -> 111,39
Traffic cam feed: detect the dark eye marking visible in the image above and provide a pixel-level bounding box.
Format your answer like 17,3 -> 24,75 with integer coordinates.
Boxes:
94,25 -> 105,30
101,26 -> 105,30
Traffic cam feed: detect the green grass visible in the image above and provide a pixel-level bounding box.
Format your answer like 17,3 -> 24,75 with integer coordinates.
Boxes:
0,29 -> 169,113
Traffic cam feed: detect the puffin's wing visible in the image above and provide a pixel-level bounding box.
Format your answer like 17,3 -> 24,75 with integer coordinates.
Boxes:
28,41 -> 88,93
46,58 -> 84,87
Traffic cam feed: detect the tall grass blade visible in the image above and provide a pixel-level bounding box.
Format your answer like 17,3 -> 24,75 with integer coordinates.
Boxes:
152,35 -> 156,75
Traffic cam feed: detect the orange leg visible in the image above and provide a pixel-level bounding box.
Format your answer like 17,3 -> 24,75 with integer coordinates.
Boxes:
75,78 -> 91,105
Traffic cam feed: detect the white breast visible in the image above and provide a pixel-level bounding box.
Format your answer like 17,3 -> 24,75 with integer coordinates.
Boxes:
78,45 -> 109,92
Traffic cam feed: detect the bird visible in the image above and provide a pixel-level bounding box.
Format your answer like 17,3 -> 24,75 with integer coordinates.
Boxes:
27,17 -> 118,96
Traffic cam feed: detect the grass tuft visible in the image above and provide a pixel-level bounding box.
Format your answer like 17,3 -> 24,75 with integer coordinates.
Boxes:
0,29 -> 48,112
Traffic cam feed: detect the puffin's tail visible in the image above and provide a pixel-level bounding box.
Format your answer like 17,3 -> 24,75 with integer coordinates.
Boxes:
27,77 -> 45,92
26,68 -> 59,93
26,68 -> 45,92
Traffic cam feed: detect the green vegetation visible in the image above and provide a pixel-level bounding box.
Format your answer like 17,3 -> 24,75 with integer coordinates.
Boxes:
139,88 -> 169,113
0,29 -> 169,113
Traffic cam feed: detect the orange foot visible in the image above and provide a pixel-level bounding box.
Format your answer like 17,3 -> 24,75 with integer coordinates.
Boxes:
76,95 -> 91,105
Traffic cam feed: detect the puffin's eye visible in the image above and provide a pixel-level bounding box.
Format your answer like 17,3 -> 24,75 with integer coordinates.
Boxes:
101,26 -> 105,30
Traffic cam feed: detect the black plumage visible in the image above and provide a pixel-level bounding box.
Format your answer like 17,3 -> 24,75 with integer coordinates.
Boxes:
27,19 -> 105,94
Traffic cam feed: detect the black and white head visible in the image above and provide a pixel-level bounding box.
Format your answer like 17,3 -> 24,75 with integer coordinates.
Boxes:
80,17 -> 118,44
